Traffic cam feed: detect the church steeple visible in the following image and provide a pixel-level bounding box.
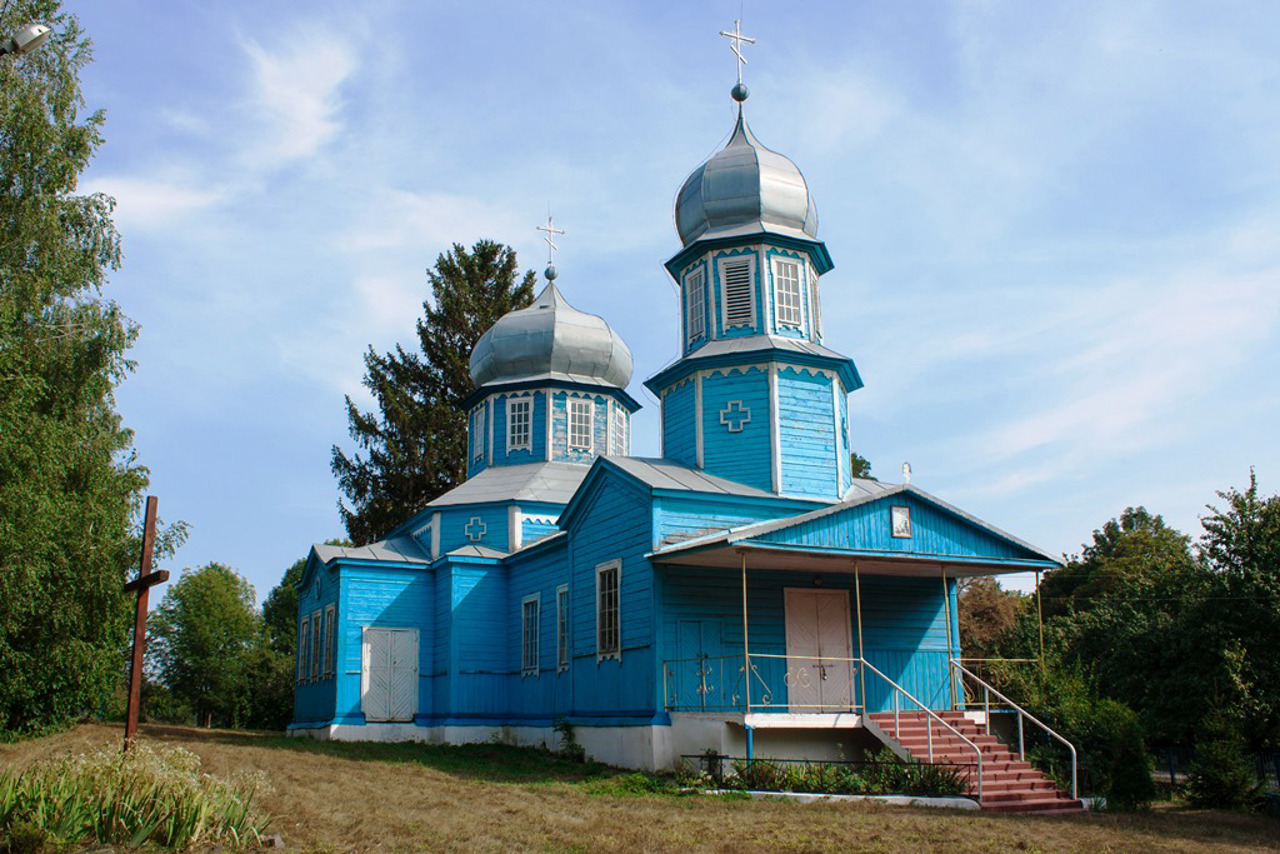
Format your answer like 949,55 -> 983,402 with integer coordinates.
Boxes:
645,26 -> 862,502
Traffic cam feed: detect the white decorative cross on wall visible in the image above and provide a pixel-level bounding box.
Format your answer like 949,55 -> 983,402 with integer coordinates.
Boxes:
464,517 -> 487,542
719,400 -> 752,433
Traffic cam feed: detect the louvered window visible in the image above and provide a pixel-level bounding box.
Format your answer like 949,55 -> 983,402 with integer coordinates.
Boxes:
569,399 -> 593,451
774,259 -> 802,327
720,257 -> 755,329
685,267 -> 706,341
507,397 -> 531,451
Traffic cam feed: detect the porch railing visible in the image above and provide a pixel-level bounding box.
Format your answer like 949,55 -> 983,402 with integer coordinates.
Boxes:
949,659 -> 1078,801
662,653 -> 984,802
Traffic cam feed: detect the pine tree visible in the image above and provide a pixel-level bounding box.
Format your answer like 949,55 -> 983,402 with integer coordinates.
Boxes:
332,240 -> 535,544
0,1 -> 151,733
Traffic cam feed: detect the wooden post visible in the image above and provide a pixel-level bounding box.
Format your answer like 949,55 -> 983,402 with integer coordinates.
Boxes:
1035,570 -> 1045,664
740,550 -> 750,716
854,561 -> 865,715
123,496 -> 169,749
941,566 -> 955,709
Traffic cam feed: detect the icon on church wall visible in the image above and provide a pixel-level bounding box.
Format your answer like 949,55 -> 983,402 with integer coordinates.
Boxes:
891,505 -> 912,539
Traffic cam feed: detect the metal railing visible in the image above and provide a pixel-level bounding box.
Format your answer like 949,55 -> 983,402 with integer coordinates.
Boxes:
950,659 -> 1078,801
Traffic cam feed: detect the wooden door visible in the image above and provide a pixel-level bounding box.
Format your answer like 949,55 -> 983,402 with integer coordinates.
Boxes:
362,627 -> 418,722
784,589 -> 853,712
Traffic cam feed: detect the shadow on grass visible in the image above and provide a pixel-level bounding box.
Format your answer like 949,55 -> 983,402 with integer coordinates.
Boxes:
138,723 -> 620,785
978,801 -> 1280,850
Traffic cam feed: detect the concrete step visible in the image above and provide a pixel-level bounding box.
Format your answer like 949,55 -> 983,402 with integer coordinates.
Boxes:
981,797 -> 1084,815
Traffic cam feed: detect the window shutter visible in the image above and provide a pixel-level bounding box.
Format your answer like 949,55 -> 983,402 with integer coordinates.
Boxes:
721,258 -> 754,328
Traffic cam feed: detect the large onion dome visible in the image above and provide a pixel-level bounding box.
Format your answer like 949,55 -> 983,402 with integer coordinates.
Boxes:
675,110 -> 818,248
470,280 -> 633,389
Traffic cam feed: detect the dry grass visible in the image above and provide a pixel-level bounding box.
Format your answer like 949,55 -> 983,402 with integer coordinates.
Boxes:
1,723 -> 1276,853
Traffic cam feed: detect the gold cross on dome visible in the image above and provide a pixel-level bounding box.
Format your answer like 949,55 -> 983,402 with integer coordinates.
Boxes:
536,214 -> 565,265
719,19 -> 756,85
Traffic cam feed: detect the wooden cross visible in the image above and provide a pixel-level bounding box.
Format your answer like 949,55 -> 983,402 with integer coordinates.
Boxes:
123,495 -> 169,748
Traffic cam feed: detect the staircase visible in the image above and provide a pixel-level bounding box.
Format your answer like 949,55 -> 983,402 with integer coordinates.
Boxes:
867,711 -> 1084,814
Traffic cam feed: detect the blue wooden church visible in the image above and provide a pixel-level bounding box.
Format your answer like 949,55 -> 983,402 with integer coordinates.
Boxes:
291,47 -> 1076,810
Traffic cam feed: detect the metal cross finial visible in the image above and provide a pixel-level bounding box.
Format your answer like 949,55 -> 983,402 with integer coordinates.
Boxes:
536,214 -> 565,265
719,19 -> 756,85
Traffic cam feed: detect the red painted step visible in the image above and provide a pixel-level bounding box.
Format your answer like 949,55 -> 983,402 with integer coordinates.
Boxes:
867,711 -> 1084,814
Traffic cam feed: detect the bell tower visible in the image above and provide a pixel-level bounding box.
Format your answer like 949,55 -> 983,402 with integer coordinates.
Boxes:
644,24 -> 862,501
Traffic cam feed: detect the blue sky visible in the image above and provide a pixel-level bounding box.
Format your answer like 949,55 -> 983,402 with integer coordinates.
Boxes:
68,1 -> 1280,600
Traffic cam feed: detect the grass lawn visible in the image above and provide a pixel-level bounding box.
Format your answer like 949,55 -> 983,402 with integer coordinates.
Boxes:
2,723 -> 1277,853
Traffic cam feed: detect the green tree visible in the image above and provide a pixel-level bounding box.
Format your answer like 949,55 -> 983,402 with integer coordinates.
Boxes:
0,1 -> 154,735
850,452 -> 874,480
148,564 -> 259,729
957,576 -> 1027,659
261,556 -> 305,657
332,240 -> 535,544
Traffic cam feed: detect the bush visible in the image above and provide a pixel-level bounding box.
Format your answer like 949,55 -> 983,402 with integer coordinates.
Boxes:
1185,711 -> 1259,809
0,742 -> 270,850
723,752 -> 964,797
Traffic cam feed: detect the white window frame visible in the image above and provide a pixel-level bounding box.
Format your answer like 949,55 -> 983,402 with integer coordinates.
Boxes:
506,395 -> 532,452
472,406 -> 485,461
310,609 -> 322,682
718,255 -> 756,330
810,264 -> 822,339
773,257 -> 803,328
595,560 -> 621,661
610,401 -> 627,456
685,266 -> 706,342
521,593 -> 541,677
556,583 -> 570,671
323,604 -> 336,678
298,615 -> 310,684
569,398 -> 594,452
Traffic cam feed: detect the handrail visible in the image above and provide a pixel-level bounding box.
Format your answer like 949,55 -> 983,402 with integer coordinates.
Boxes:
859,659 -> 984,803
950,659 -> 1078,801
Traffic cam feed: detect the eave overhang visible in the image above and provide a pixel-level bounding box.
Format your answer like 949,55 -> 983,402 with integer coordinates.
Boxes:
665,232 -> 834,279
643,346 -> 862,397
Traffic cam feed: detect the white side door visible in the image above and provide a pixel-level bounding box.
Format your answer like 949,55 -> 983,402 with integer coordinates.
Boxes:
362,627 -> 418,722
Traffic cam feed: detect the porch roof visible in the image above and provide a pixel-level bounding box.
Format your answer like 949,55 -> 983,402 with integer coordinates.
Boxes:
646,483 -> 1060,577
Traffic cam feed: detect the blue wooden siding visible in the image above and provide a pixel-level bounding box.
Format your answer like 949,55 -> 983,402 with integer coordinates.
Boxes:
294,557 -> 342,723
445,561 -> 509,720
753,493 -> 1040,560
659,566 -> 954,714
653,494 -> 796,549
492,391 -> 546,466
522,517 -> 559,545
777,367 -> 837,499
506,543 -> 571,720
838,390 -> 851,495
661,380 -> 695,466
565,471 -> 657,719
322,564 -> 433,726
436,505 -> 510,555
701,367 -> 772,492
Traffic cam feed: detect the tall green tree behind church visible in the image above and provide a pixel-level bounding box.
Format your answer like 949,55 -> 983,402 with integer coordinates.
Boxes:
332,241 -> 535,544
0,1 -> 149,733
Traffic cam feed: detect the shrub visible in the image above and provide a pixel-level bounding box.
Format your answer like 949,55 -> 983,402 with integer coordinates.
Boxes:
553,717 -> 586,763
0,742 -> 269,850
1185,711 -> 1259,809
724,752 -> 964,798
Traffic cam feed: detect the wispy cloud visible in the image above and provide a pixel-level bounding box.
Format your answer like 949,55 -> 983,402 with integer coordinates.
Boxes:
81,175 -> 228,230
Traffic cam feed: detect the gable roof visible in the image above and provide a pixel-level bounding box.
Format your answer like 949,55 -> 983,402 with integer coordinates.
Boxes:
649,483 -> 1059,576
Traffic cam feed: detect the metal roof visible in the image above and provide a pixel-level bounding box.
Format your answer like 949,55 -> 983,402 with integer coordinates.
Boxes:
470,281 -> 633,390
676,111 -> 818,248
426,461 -> 590,507
314,536 -> 430,566
606,456 -> 780,497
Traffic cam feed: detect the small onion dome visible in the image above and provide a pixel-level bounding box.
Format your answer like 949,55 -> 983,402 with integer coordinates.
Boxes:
470,281 -> 633,389
675,111 -> 818,248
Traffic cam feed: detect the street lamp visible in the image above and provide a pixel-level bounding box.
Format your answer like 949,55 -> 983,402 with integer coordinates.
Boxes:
1,22 -> 50,57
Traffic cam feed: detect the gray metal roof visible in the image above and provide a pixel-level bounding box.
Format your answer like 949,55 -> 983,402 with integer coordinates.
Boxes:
470,281 -> 633,390
676,111 -> 818,248
427,461 -> 590,507
314,536 -> 430,566
444,544 -> 507,560
687,335 -> 850,363
608,456 -> 779,497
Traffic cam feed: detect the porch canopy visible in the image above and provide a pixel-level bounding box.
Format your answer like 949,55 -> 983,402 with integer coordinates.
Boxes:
647,482 -> 1060,578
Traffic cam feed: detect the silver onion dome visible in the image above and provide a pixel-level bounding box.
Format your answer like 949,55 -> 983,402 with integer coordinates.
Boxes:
675,110 -> 818,248
470,280 -> 633,389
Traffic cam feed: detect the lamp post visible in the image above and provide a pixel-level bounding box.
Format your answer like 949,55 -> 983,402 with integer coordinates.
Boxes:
1,22 -> 50,57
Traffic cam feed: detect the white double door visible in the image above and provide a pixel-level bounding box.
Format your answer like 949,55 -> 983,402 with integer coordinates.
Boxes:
362,627 -> 418,722
784,589 -> 854,712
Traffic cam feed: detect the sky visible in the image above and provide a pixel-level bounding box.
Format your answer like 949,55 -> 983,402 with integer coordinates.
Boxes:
63,0 -> 1280,602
